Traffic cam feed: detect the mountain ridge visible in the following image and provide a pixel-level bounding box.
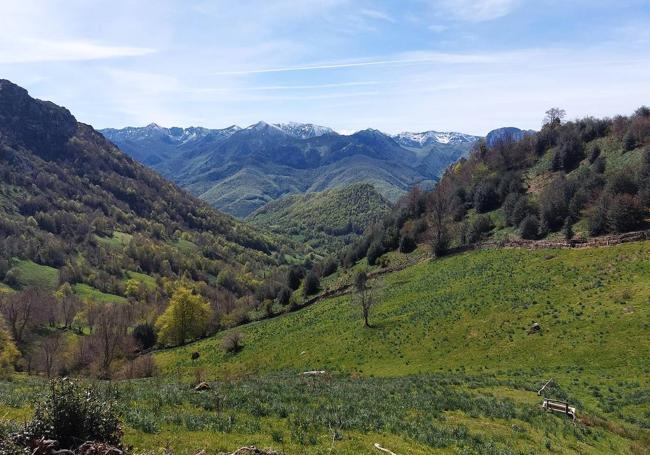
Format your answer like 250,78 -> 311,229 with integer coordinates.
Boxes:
101,122 -> 480,217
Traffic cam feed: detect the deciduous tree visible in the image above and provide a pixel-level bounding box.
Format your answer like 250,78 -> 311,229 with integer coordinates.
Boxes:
156,285 -> 212,346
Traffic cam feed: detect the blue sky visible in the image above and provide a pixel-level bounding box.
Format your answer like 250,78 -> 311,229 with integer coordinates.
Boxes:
1,0 -> 649,135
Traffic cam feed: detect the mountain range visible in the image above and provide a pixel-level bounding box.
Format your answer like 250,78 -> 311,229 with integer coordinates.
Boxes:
101,122 -> 480,218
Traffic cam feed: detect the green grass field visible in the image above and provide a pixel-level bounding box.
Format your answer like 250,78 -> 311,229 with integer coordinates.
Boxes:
72,283 -> 128,304
8,259 -> 59,290
3,243 -> 650,454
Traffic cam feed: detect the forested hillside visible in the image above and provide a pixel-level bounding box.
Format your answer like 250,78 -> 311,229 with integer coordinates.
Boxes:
340,107 -> 650,266
0,80 -> 304,377
247,183 -> 391,254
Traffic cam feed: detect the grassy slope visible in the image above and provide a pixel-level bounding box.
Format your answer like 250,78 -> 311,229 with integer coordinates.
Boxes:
146,242 -> 650,453
158,243 -> 649,378
3,244 -> 649,454
9,260 -> 59,290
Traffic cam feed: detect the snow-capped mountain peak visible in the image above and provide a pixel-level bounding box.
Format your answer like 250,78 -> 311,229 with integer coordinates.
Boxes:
392,130 -> 480,148
273,122 -> 336,139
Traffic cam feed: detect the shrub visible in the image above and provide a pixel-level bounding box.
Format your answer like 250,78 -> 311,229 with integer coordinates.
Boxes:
366,241 -> 384,266
556,132 -> 584,171
302,272 -> 320,297
588,144 -> 601,163
320,257 -> 338,277
22,378 -> 122,449
431,231 -> 449,257
276,286 -> 292,305
539,178 -> 569,232
588,196 -> 609,236
467,215 -> 494,243
132,322 -> 157,350
623,131 -> 636,151
607,194 -> 645,233
473,181 -> 499,213
592,156 -> 606,173
512,196 -> 535,227
606,171 -> 638,195
0,259 -> 8,282
562,218 -> 574,241
519,215 -> 540,240
502,193 -> 520,226
399,234 -> 417,254
122,355 -> 158,379
3,269 -> 20,288
286,267 -> 303,291
221,332 -> 244,354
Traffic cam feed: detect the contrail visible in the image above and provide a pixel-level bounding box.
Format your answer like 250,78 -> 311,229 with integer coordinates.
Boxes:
212,53 -> 498,76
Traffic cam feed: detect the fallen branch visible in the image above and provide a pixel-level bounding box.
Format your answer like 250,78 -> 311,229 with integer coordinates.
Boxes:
374,443 -> 397,455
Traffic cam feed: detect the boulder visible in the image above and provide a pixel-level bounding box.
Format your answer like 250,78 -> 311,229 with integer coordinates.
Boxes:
194,382 -> 210,391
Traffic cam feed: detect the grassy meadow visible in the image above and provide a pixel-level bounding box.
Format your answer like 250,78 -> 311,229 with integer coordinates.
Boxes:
2,243 -> 650,454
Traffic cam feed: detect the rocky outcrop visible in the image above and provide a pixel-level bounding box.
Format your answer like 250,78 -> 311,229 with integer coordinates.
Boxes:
0,79 -> 77,160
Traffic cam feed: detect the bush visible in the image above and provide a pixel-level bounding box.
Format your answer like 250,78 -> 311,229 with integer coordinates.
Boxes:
132,323 -> 157,350
539,178 -> 569,232
588,196 -> 609,236
320,257 -> 338,277
3,269 -> 20,288
286,267 -> 303,291
556,132 -> 584,171
562,218 -> 574,241
623,131 -> 636,151
302,272 -> 320,297
366,241 -> 384,266
606,171 -> 638,195
399,234 -> 417,254
607,194 -> 645,233
122,355 -> 158,379
592,156 -> 606,173
588,144 -> 601,163
467,215 -> 494,243
519,215 -> 540,240
431,231 -> 449,257
221,332 -> 244,354
22,378 -> 122,449
276,286 -> 292,305
473,181 -> 499,213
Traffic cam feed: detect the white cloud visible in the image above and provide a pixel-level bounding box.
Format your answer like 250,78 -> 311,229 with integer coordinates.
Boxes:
439,0 -> 521,22
360,8 -> 396,22
428,24 -> 449,32
0,38 -> 155,63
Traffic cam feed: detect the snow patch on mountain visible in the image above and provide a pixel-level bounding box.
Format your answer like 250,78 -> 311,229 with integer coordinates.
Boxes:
273,122 -> 336,139
392,131 -> 480,148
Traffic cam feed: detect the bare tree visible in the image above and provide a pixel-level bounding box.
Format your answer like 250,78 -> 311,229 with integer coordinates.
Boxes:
38,332 -> 64,377
0,289 -> 52,343
85,301 -> 101,334
91,303 -> 130,378
429,179 -> 452,258
354,271 -> 374,328
59,295 -> 81,329
544,107 -> 566,127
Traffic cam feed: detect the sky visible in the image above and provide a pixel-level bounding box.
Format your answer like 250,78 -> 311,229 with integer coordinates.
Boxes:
0,0 -> 649,136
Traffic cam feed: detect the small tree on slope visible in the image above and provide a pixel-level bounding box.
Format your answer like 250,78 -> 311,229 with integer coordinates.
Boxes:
156,285 -> 212,346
